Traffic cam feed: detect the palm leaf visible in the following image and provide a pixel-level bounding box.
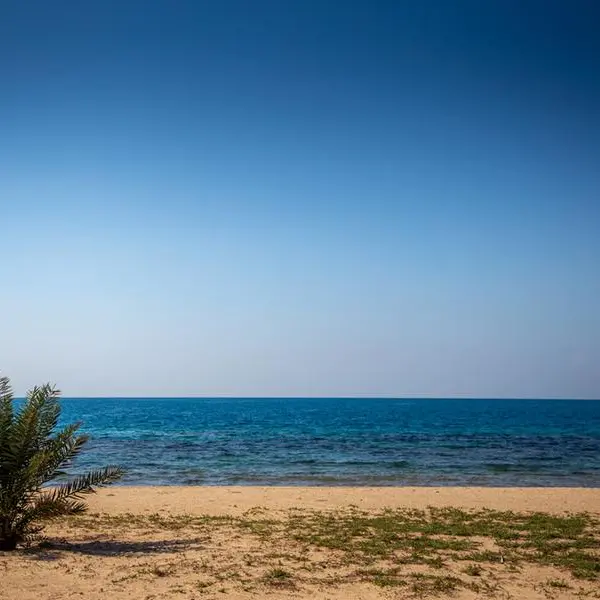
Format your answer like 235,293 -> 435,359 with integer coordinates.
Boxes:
0,375 -> 124,549
24,425 -> 87,487
0,375 -> 14,460
46,466 -> 125,503
4,385 -> 61,472
13,497 -> 88,535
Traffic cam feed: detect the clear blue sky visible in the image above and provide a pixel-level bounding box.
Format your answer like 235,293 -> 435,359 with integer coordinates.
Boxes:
1,1 -> 599,398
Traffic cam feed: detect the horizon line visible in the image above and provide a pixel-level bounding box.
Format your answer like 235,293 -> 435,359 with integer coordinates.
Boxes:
32,395 -> 600,401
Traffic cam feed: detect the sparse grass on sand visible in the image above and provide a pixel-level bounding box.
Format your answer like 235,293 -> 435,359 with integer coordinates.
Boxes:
2,506 -> 599,599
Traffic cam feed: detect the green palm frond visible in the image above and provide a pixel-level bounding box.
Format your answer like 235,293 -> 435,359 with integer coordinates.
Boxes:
0,375 -> 124,550
18,495 -> 88,526
0,376 -> 13,454
0,375 -> 12,407
27,385 -> 62,440
24,425 -> 88,486
46,466 -> 126,503
5,385 -> 61,472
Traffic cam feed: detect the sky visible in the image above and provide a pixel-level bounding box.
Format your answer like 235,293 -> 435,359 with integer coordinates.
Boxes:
1,0 -> 599,398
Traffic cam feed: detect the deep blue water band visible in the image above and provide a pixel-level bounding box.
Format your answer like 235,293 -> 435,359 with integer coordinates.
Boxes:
57,398 -> 600,487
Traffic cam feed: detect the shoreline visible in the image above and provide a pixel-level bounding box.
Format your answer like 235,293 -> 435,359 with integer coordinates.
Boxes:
88,485 -> 600,515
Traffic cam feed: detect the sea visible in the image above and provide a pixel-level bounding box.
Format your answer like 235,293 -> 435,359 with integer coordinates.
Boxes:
59,398 -> 600,487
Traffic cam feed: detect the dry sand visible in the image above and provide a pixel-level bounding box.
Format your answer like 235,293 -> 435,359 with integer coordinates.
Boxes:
87,486 -> 600,516
2,487 -> 599,600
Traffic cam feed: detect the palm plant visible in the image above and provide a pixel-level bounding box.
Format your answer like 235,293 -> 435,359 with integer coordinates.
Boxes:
0,375 -> 124,550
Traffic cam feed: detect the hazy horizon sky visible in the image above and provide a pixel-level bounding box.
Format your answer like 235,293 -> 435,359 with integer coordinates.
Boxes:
2,1 -> 599,398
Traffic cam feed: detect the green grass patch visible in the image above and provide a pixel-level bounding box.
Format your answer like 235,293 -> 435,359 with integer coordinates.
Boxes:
546,578 -> 572,589
61,504 -> 600,585
409,573 -> 463,596
262,567 -> 295,587
462,563 -> 483,576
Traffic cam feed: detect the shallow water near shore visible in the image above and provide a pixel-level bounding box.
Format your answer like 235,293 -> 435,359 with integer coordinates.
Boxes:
59,398 -> 600,486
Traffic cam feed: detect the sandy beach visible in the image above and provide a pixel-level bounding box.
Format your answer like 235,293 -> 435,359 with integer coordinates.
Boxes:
2,487 -> 599,600
86,485 -> 600,516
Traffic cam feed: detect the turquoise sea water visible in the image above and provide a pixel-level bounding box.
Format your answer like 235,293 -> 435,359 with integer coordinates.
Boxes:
59,398 -> 600,486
